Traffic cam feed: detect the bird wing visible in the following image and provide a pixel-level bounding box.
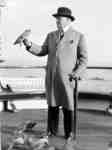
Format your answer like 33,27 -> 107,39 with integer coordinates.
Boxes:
13,29 -> 31,45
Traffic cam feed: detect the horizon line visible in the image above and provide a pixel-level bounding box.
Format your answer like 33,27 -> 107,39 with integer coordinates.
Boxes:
0,65 -> 112,69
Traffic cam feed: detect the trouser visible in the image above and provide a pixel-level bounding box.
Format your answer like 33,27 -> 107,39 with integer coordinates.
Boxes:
47,106 -> 77,139
62,108 -> 77,139
47,106 -> 59,135
47,79 -> 78,139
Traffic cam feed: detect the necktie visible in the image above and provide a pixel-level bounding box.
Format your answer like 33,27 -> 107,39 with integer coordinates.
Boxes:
59,30 -> 64,40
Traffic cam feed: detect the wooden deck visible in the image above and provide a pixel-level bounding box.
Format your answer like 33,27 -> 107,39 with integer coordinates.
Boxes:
1,109 -> 112,150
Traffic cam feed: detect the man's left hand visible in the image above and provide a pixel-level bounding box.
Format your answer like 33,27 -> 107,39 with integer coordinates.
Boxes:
68,72 -> 79,81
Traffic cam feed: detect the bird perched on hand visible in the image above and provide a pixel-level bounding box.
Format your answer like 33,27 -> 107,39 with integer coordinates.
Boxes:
13,29 -> 31,46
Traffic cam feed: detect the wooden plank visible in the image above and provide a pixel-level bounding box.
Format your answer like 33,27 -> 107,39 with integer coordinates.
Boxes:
0,90 -> 111,102
79,92 -> 112,100
0,91 -> 46,101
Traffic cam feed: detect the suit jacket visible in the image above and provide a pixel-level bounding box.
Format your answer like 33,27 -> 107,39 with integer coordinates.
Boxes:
28,27 -> 88,110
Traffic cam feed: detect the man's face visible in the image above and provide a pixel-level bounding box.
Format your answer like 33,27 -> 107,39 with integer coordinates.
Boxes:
56,16 -> 71,30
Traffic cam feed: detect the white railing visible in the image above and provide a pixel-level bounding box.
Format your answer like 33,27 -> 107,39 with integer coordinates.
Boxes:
0,77 -> 45,92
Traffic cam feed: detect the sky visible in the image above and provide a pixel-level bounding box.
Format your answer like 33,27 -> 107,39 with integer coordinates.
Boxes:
0,0 -> 112,67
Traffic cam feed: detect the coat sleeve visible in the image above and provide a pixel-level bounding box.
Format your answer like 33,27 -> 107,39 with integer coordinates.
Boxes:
27,34 -> 49,56
73,34 -> 88,78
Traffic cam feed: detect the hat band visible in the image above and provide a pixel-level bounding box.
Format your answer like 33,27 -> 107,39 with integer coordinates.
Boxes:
53,13 -> 75,21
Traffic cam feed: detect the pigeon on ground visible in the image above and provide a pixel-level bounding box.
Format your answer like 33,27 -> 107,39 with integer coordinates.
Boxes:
23,120 -> 37,131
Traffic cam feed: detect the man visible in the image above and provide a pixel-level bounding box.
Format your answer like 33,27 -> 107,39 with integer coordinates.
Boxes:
23,7 -> 88,142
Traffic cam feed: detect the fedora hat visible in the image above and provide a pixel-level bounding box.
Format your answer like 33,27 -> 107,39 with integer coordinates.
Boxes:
52,7 -> 75,21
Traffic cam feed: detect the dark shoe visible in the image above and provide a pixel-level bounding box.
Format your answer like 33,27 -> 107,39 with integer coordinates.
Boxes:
47,131 -> 57,137
65,132 -> 76,142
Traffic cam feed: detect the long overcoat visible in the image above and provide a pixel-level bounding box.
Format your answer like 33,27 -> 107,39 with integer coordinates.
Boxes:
29,27 -> 88,110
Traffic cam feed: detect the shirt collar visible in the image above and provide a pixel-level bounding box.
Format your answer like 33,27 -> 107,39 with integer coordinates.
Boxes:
63,23 -> 72,33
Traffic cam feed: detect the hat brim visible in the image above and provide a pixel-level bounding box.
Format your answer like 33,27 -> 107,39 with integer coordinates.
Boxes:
52,14 -> 75,21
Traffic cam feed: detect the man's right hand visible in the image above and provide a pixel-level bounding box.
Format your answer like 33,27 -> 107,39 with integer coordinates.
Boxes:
23,39 -> 32,50
13,29 -> 31,46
